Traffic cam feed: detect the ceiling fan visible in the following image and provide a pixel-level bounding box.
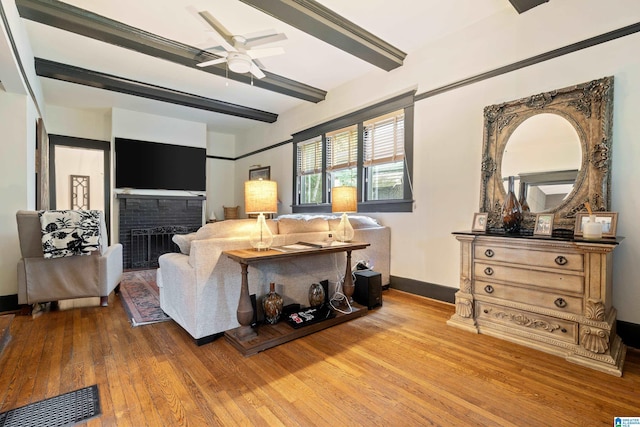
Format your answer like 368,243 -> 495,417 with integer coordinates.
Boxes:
192,9 -> 287,79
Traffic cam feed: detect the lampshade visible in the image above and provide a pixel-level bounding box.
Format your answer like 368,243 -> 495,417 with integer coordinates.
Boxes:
332,186 -> 357,213
228,53 -> 252,74
245,180 -> 277,214
332,186 -> 357,242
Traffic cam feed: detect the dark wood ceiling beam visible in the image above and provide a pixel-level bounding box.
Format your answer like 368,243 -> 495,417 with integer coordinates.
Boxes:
239,0 -> 406,71
16,0 -> 326,103
35,58 -> 279,123
508,0 -> 549,14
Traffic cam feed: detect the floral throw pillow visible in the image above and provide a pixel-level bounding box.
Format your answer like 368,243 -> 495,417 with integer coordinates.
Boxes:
39,210 -> 102,259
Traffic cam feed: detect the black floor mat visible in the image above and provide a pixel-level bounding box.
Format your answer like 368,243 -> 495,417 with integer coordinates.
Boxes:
0,385 -> 100,427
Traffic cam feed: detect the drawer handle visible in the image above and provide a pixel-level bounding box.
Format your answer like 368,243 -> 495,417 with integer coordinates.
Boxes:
484,249 -> 495,258
484,267 -> 494,276
554,298 -> 567,308
483,309 -> 489,314
561,328 -> 567,333
555,256 -> 568,266
484,285 -> 494,294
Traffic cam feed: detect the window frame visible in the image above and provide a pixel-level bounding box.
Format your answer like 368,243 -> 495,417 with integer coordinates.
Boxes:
292,90 -> 415,213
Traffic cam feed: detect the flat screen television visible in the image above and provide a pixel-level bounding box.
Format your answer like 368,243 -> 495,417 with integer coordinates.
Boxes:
115,138 -> 206,191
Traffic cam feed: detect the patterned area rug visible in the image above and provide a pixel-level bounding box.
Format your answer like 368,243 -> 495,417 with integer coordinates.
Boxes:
119,269 -> 171,326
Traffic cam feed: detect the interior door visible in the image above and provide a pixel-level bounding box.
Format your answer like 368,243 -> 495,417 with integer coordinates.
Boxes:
49,135 -> 111,241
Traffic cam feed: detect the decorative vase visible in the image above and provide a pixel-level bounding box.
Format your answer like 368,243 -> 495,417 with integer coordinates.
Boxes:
502,176 -> 523,233
518,182 -> 530,212
262,282 -> 283,324
308,282 -> 326,307
583,215 -> 603,240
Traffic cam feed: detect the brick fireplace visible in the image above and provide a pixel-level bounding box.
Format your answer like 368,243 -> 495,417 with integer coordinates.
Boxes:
117,194 -> 204,269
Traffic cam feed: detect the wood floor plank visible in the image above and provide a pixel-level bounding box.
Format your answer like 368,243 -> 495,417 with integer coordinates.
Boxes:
0,289 -> 638,426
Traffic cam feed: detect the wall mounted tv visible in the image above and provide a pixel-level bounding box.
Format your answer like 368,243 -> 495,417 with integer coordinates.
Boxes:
115,138 -> 206,191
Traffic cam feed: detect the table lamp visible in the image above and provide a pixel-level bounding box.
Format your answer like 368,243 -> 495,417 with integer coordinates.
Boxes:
245,179 -> 278,251
332,186 -> 357,242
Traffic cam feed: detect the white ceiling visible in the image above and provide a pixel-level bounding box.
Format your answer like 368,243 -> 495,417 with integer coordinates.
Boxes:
18,0 -> 513,134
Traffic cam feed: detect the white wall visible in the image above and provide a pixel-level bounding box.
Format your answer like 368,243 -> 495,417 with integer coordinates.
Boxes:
112,108 -> 206,147
206,131 -> 236,220
45,105 -> 112,141
232,1 -> 640,324
54,146 -> 104,211
0,91 -> 36,296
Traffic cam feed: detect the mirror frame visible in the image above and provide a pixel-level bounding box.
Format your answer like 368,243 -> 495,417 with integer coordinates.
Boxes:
480,76 -> 614,232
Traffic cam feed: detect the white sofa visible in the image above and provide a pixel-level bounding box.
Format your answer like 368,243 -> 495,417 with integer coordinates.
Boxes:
157,214 -> 390,343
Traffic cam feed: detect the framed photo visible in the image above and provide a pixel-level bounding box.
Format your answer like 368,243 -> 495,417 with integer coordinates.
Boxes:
249,166 -> 270,180
472,213 -> 488,232
534,213 -> 554,236
574,212 -> 618,237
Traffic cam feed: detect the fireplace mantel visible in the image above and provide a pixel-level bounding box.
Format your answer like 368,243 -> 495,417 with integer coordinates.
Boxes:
116,193 -> 206,201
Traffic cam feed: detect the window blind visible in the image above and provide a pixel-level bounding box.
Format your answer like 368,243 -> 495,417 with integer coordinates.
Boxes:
327,125 -> 358,171
363,110 -> 404,166
297,137 -> 322,175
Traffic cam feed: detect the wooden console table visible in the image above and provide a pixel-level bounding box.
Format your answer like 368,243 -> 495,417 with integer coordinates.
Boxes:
223,242 -> 370,356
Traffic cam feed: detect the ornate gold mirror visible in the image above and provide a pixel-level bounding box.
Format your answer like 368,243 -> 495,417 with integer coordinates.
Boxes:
480,76 -> 613,232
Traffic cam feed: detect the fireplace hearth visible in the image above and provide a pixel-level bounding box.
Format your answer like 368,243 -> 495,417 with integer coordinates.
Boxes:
117,194 -> 204,269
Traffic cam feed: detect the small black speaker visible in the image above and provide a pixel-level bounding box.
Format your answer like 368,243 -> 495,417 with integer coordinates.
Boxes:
353,270 -> 382,309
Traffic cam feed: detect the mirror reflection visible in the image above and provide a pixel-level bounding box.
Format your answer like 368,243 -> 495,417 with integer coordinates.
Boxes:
501,113 -> 582,213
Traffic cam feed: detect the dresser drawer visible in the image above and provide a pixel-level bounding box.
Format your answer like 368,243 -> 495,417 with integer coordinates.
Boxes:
476,301 -> 578,344
475,245 -> 583,271
475,280 -> 583,315
474,262 -> 584,294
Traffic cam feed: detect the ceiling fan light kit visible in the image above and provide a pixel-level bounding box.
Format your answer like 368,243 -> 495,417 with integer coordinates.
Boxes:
227,52 -> 252,74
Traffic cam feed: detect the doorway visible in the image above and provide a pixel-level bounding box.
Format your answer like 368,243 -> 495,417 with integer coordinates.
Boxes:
49,135 -> 111,241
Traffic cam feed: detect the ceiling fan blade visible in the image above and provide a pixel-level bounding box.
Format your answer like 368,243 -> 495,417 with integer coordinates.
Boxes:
250,62 -> 266,79
245,33 -> 287,48
247,47 -> 285,59
196,57 -> 227,68
196,10 -> 236,51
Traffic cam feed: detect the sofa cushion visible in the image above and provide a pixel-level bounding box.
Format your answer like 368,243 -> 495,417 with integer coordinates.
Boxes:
172,232 -> 197,255
195,219 -> 279,240
328,215 -> 380,230
277,216 -> 330,234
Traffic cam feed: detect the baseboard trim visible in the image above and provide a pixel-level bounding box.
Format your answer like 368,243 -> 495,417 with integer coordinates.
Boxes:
390,276 -> 456,304
390,276 -> 638,349
617,321 -> 640,350
0,294 -> 19,313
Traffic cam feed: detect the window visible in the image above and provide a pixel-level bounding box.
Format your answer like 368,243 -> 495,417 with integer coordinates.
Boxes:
296,137 -> 323,204
327,125 -> 358,188
292,90 -> 414,213
364,111 -> 405,201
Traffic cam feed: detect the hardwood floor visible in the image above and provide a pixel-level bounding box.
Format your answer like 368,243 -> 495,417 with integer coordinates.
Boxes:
1,289 -> 638,426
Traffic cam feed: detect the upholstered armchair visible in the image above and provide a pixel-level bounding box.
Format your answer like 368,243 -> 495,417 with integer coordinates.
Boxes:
16,210 -> 123,307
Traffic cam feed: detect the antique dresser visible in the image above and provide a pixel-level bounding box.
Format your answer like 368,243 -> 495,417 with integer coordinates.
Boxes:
449,76 -> 626,375
447,232 -> 625,376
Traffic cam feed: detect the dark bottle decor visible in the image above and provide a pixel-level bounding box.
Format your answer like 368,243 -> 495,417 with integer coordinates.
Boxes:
518,182 -> 530,212
262,282 -> 283,324
502,176 -> 523,233
308,282 -> 325,307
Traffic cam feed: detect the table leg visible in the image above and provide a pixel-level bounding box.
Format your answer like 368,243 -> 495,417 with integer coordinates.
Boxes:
233,262 -> 257,341
343,250 -> 355,302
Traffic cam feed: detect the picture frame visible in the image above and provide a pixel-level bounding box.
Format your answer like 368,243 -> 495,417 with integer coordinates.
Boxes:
249,166 -> 270,180
472,212 -> 488,232
574,212 -> 618,237
533,213 -> 554,236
